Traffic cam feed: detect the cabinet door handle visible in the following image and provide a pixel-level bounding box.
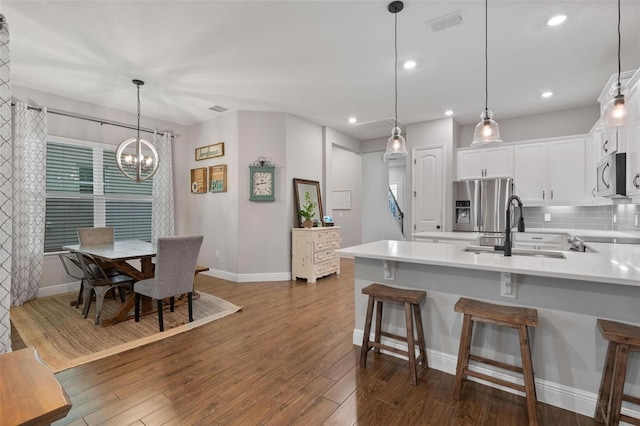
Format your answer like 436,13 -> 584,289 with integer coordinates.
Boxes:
551,190 -> 554,199
592,188 -> 596,197
542,190 -> 545,199
634,174 -> 640,189
603,139 -> 609,153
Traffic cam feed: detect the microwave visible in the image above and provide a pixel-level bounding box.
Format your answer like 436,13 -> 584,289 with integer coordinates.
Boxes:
596,152 -> 626,198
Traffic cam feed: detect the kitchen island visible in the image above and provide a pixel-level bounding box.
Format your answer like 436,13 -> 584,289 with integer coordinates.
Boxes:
336,239 -> 640,418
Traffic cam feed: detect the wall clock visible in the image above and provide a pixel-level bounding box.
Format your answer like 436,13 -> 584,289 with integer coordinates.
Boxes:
249,158 -> 275,201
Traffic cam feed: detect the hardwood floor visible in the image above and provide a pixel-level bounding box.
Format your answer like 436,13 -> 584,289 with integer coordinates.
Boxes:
12,259 -> 597,425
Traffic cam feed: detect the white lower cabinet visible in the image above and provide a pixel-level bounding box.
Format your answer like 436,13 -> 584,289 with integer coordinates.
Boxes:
513,232 -> 568,251
292,227 -> 340,283
513,138 -> 586,205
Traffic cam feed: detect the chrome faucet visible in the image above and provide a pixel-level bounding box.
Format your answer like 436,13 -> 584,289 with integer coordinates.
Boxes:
497,195 -> 525,256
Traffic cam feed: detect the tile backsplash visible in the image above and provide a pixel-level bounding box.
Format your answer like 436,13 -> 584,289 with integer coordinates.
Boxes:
522,204 -> 640,233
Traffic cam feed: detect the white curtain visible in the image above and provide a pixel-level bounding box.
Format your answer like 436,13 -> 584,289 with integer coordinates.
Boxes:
151,131 -> 175,241
11,102 -> 46,306
0,16 -> 11,352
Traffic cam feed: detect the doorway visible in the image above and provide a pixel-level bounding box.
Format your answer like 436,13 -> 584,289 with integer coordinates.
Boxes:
412,146 -> 444,233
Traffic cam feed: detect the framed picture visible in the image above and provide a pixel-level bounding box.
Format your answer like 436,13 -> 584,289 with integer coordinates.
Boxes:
195,142 -> 224,161
190,167 -> 207,193
209,164 -> 228,193
331,190 -> 351,210
249,165 -> 275,201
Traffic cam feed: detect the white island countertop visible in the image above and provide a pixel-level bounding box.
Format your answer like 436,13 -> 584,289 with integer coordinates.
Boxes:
411,228 -> 640,240
337,239 -> 640,288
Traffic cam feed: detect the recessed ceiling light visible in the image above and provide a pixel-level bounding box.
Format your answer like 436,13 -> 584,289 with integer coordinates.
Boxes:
547,15 -> 566,26
444,110 -> 454,116
541,91 -> 553,98
403,60 -> 417,70
348,117 -> 357,124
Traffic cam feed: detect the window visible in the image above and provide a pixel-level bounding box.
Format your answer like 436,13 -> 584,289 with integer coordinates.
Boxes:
44,138 -> 152,252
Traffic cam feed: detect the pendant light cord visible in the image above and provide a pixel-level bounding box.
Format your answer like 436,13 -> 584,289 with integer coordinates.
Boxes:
136,83 -> 142,140
394,9 -> 398,129
617,0 -> 621,92
484,0 -> 489,113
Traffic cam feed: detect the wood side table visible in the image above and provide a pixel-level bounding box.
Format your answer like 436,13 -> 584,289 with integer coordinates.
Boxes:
0,347 -> 72,425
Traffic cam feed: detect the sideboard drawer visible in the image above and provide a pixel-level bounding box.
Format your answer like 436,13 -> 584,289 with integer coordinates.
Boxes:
314,250 -> 338,263
314,239 -> 340,252
312,229 -> 340,241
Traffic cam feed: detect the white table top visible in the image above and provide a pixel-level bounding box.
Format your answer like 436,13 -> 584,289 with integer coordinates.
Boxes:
63,239 -> 156,261
337,239 -> 640,288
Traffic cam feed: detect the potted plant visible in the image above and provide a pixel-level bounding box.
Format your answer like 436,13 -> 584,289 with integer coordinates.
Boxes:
299,191 -> 317,228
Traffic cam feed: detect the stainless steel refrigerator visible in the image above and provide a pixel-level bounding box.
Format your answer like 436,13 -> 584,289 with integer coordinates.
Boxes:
453,178 -> 513,233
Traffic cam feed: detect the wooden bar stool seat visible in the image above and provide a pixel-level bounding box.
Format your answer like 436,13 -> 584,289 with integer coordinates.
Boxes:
360,283 -> 427,385
453,297 -> 539,426
595,319 -> 640,426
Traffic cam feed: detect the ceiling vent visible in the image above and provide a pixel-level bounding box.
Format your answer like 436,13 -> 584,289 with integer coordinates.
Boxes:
208,105 -> 228,113
355,118 -> 404,130
426,10 -> 463,32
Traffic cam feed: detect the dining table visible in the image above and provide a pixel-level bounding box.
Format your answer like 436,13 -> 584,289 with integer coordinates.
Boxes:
63,239 -> 157,326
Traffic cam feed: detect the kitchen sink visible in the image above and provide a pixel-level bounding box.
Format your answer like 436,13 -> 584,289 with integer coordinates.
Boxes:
462,245 -> 566,259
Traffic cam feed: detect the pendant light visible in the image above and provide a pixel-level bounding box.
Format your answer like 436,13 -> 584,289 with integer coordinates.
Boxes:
383,1 -> 408,162
471,0 -> 503,146
603,0 -> 637,128
115,79 -> 159,182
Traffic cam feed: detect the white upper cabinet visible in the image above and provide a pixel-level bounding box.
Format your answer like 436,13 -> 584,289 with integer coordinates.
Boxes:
456,146 -> 512,180
513,143 -> 546,203
513,138 -> 586,205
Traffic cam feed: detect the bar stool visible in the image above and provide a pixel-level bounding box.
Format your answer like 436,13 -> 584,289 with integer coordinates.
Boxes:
594,319 -> 640,426
360,283 -> 427,385
453,297 -> 539,426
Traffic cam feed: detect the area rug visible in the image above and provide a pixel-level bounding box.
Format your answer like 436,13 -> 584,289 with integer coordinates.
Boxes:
10,291 -> 241,373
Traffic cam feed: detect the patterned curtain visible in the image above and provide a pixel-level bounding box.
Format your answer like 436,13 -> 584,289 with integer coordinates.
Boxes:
0,15 -> 11,352
11,102 -> 46,305
151,131 -> 175,242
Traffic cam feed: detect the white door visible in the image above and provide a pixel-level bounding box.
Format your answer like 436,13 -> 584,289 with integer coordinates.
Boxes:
413,146 -> 444,232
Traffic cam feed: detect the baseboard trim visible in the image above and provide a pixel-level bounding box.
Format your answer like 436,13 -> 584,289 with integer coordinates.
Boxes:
201,269 -> 291,283
353,328 -> 640,419
37,281 -> 81,298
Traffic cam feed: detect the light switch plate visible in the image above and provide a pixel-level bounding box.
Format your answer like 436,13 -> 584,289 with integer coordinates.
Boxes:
544,213 -> 551,222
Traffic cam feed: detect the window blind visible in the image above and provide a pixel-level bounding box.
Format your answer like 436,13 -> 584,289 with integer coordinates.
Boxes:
44,140 -> 153,252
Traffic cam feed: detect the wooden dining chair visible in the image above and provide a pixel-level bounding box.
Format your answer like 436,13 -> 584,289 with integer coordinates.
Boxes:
134,236 -> 204,332
76,252 -> 135,325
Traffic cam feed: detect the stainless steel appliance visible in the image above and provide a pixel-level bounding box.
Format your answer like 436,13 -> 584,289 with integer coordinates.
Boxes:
453,178 -> 513,235
596,152 -> 626,198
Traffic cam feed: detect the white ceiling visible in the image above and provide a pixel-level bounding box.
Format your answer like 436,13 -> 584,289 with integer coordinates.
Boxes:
4,1 -> 640,141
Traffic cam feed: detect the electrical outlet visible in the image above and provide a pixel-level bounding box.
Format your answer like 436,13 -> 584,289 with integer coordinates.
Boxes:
215,250 -> 220,258
613,214 -> 617,224
544,213 -> 551,222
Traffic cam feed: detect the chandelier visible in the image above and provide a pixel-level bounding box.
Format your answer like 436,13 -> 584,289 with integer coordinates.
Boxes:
116,79 -> 159,182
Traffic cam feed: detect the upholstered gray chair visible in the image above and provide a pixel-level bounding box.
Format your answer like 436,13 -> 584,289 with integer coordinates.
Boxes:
77,226 -> 114,245
76,252 -> 135,325
134,235 -> 204,332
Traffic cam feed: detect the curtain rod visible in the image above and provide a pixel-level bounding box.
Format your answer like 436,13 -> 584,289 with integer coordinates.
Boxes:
12,103 -> 179,139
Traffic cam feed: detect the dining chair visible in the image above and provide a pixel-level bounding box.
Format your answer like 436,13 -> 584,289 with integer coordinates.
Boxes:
134,235 -> 204,332
58,253 -> 87,310
77,226 -> 114,245
76,252 -> 135,325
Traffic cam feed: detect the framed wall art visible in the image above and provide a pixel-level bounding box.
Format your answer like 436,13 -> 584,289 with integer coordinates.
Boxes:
190,167 -> 207,193
195,142 -> 224,161
209,164 -> 228,193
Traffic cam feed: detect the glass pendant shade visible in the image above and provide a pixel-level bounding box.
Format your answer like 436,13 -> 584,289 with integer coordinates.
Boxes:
603,82 -> 638,128
384,126 -> 408,161
471,110 -> 503,146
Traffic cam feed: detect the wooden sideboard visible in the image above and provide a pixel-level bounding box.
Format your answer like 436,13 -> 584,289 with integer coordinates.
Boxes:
291,227 -> 340,283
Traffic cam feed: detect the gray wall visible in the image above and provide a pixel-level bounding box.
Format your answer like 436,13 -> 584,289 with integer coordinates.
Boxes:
331,146 -> 362,248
